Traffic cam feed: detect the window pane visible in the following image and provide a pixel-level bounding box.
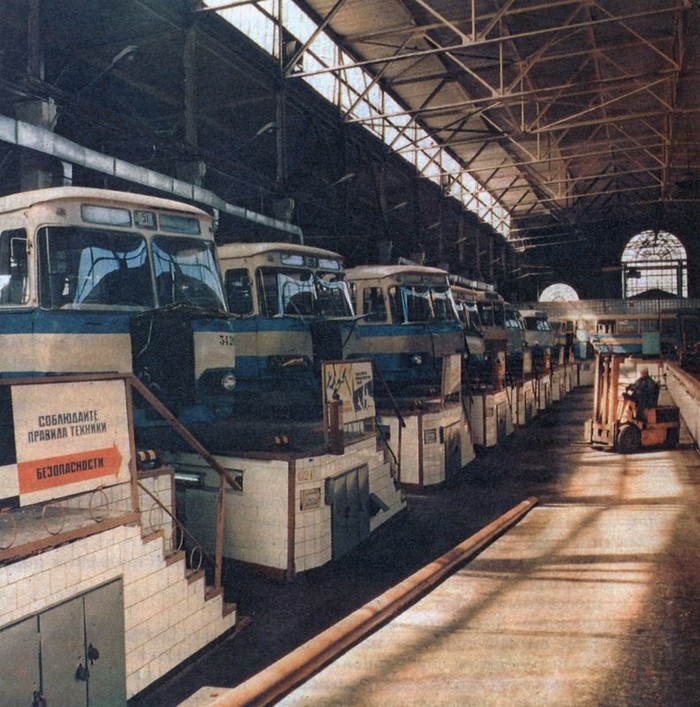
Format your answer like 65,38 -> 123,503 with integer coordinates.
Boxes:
39,227 -> 151,309
0,229 -> 29,305
225,268 -> 253,315
362,287 -> 386,322
153,237 -> 226,309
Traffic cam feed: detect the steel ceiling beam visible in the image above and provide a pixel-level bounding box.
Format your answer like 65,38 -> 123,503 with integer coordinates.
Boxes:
287,7 -> 683,80
345,2 -> 684,44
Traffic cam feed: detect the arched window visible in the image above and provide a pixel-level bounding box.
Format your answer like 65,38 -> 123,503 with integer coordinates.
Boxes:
539,283 -> 579,302
621,230 -> 687,298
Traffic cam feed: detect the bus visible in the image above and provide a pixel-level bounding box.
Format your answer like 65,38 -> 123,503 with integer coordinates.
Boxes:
588,311 -> 693,358
519,298 -> 700,363
0,187 -> 237,423
449,282 -> 487,385
344,264 -> 465,399
217,242 -> 355,418
518,308 -> 555,365
474,289 -> 525,372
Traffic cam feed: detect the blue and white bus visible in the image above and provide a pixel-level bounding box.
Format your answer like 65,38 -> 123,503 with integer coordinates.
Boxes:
217,242 -> 355,418
448,281 -> 488,386
473,289 -> 526,372
518,308 -> 555,366
0,187 -> 237,422
344,264 -> 465,399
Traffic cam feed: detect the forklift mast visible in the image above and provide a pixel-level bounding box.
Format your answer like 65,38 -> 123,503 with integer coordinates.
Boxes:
588,352 -> 621,447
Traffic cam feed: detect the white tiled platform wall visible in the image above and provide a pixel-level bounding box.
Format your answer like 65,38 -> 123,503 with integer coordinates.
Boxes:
0,478 -> 236,700
650,365 -> 700,447
378,402 -> 475,487
294,435 -> 404,571
536,375 -> 552,410
173,433 -> 406,574
470,388 -> 513,448
513,379 -> 538,426
551,368 -> 564,401
577,361 -> 595,387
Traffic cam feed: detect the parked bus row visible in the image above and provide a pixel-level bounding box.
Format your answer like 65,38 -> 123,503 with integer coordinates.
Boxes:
0,186 -> 572,582
450,276 -> 558,384
0,187 -> 564,431
0,189 -> 463,419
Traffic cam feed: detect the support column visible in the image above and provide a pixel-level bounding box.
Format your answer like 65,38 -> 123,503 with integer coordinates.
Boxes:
18,0 -> 57,190
176,20 -> 206,187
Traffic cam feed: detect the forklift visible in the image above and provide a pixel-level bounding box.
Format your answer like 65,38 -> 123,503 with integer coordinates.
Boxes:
585,353 -> 680,453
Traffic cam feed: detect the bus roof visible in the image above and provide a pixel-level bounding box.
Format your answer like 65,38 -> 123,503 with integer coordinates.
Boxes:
345,264 -> 449,281
474,289 -> 505,302
518,309 -> 548,318
217,241 -> 344,262
0,186 -> 211,218
448,273 -> 495,292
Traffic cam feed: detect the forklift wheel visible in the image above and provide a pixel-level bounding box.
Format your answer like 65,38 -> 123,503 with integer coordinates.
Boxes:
617,424 -> 641,454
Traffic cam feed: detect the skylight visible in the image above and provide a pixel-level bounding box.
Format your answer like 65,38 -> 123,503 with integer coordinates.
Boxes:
203,0 -> 510,238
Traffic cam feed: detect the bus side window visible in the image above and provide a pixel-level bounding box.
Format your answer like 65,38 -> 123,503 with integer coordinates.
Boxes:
363,287 -> 387,322
479,303 -> 494,326
388,287 -> 403,323
0,229 -> 29,305
225,268 -> 252,315
256,270 -> 279,317
617,318 -> 638,334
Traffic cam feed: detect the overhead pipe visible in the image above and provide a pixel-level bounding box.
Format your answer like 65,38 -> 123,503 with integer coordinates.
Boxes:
190,496 -> 538,706
0,114 -> 304,242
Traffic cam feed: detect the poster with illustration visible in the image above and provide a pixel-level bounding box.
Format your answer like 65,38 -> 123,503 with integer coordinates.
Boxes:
322,360 -> 375,425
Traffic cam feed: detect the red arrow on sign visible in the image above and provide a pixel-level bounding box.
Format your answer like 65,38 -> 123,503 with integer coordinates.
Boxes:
18,444 -> 123,495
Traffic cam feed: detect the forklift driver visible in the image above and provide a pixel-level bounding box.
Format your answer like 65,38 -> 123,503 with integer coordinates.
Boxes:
625,367 -> 659,419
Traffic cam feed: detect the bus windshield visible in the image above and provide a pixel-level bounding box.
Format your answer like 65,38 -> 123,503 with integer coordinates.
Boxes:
456,301 -> 482,335
153,237 -> 226,310
431,287 -> 458,322
256,267 -> 353,318
523,315 -> 551,332
477,301 -> 504,327
395,285 -> 458,323
38,226 -> 153,309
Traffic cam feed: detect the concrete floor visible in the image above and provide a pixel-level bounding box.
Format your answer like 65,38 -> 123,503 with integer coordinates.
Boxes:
130,386 -> 700,706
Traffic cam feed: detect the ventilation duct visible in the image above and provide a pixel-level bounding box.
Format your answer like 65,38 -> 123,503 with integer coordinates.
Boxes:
0,114 -> 304,242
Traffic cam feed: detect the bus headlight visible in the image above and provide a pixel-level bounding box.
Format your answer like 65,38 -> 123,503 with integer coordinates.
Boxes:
220,372 -> 237,392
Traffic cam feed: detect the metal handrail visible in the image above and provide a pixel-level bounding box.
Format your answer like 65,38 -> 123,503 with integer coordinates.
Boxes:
137,480 -> 214,576
126,375 -> 237,591
371,364 -> 407,428
127,376 -> 242,492
375,421 -> 400,481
